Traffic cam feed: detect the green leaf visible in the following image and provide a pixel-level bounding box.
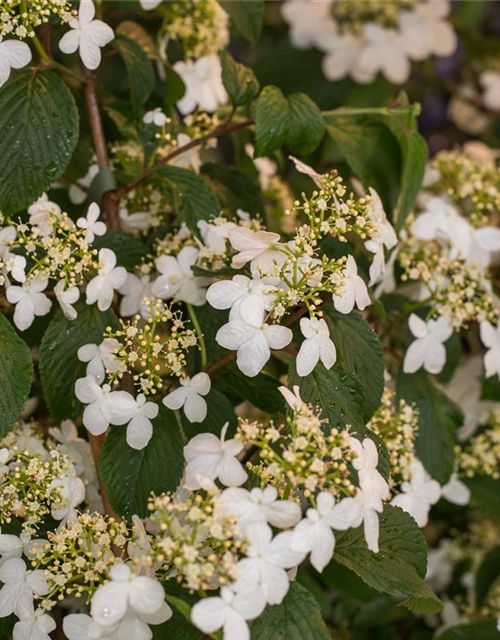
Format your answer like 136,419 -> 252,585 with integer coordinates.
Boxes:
200,163 -> 263,215
286,93 -> 325,155
39,305 -> 118,421
436,620 -> 500,640
156,165 -> 221,234
153,584 -> 200,640
220,51 -> 260,106
0,70 -> 79,216
0,314 -> 33,439
218,369 -> 285,415
334,505 -> 442,614
323,102 -> 427,229
323,305 -> 384,421
114,35 -> 155,106
250,582 -> 331,640
116,20 -> 159,60
396,369 -> 461,484
476,547 -> 500,607
254,86 -> 289,157
219,0 -> 264,45
100,405 -> 184,518
93,230 -> 146,269
180,389 -> 237,440
464,475 -> 500,520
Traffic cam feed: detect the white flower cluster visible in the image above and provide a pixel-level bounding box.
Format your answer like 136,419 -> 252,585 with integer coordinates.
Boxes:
282,0 -> 457,85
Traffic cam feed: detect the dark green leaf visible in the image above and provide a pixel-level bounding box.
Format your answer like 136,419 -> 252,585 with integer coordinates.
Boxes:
482,374 -> 500,402
156,165 -> 220,234
254,86 -> 289,157
219,0 -> 264,45
250,582 -> 331,640
0,70 -> 79,216
464,475 -> 500,520
323,305 -> 384,421
114,35 -> 155,106
180,389 -> 237,440
39,305 -> 118,421
286,92 -> 324,155
221,51 -> 260,106
0,314 -> 32,439
436,620 -> 500,640
476,547 -> 500,607
396,369 -> 461,484
335,505 -> 442,614
201,163 -> 263,215
218,369 -> 284,414
100,405 -> 184,517
93,230 -> 146,269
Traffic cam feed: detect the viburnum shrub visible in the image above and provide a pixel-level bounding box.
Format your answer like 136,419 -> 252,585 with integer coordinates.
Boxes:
0,1 -> 500,639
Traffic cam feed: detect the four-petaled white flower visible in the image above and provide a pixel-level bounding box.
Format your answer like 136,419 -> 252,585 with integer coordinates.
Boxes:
332,255 -> 370,314
101,392 -> 159,450
216,305 -> 292,378
228,227 -> 284,274
236,524 -> 306,605
50,474 -> 86,525
78,338 -> 120,383
183,423 -> 247,490
6,276 -> 52,331
75,376 -> 112,435
86,248 -> 127,311
197,220 -> 236,256
0,557 -> 48,617
6,255 -> 26,283
173,54 -> 227,115
13,599 -> 56,640
399,1 -> 457,62
152,246 -> 207,306
59,0 -> 114,71
28,193 -> 62,236
391,459 -> 441,527
91,563 -> 169,627
77,203 -> 107,244
220,486 -> 301,529
143,108 -> 168,127
54,280 -> 80,321
403,314 -> 453,375
206,275 -> 277,319
356,24 -> 410,85
118,273 -> 153,318
296,316 -> 336,377
163,372 -> 211,423
480,321 -> 500,379
0,37 -> 32,88
191,585 -> 266,640
291,493 -> 358,572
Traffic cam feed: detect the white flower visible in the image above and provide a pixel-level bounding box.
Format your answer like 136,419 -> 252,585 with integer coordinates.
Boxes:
54,280 -> 80,321
356,24 -> 411,84
191,584 -> 266,640
197,220 -> 236,255
364,189 -> 398,285
86,248 -> 127,311
426,539 -> 454,592
0,557 -> 48,617
6,254 -> 26,283
163,372 -> 211,423
91,564 -> 169,627
350,437 -> 389,500
220,486 -> 301,529
118,273 -> 153,318
50,474 -> 86,524
28,193 -> 62,236
0,37 -> 32,88
119,208 -> 151,233
183,423 -> 247,490
151,246 -> 207,306
480,321 -> 500,378
441,473 -> 471,506
216,305 -> 292,378
101,392 -> 159,450
59,0 -> 114,71
13,599 -> 56,640
246,144 -> 278,191
75,376 -> 112,436
78,338 -> 120,383
288,155 -> 322,187
77,203 -> 107,244
332,255 -> 370,314
291,493 -> 357,572
143,108 -> 168,127
403,314 -> 453,375
171,133 -> 202,173
236,524 -> 306,605
281,1 -> 336,51
0,531 -> 40,567
480,71 -> 500,112
206,275 -> 277,319
278,385 -> 304,412
228,227 -> 284,274
399,1 -> 456,61
322,32 -> 365,83
391,459 -> 441,527
139,0 -> 163,10
6,276 -> 52,331
174,54 -> 227,115
69,164 -> 99,205
296,316 -> 336,377
0,227 -> 16,260
63,613 -> 119,640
